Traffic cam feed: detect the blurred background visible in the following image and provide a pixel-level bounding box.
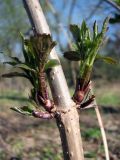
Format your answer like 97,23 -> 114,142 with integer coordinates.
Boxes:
0,0 -> 120,159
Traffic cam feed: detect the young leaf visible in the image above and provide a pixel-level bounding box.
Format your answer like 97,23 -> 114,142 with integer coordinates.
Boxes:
19,31 -> 24,41
96,54 -> 117,64
11,106 -> 33,116
81,20 -> 87,30
9,56 -> 21,63
30,34 -> 57,63
44,59 -> 60,71
22,40 -> 31,63
93,21 -> 98,39
70,25 -> 80,41
3,61 -> 18,66
16,63 -> 37,73
81,20 -> 87,36
0,51 -> 21,63
1,72 -> 29,78
20,106 -> 33,113
101,17 -> 110,36
63,51 -> 81,61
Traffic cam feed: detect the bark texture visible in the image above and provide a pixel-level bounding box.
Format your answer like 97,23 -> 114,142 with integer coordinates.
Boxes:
22,0 -> 84,159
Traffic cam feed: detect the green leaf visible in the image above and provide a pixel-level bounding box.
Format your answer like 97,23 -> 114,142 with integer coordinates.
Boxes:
101,17 -> 109,36
20,106 -> 33,113
93,20 -> 98,39
3,61 -> 18,66
11,106 -> 33,116
19,31 -> 24,41
9,56 -> 21,63
63,51 -> 81,61
16,63 -> 37,73
22,41 -> 30,63
70,25 -> 80,41
96,54 -> 117,64
21,35 -> 36,65
85,28 -> 91,41
81,20 -> 87,35
44,59 -> 60,71
72,43 -> 79,51
0,52 -> 22,63
1,72 -> 29,78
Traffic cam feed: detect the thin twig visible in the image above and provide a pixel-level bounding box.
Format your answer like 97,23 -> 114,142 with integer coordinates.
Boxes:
95,105 -> 110,160
104,0 -> 120,12
90,85 -> 110,160
68,0 -> 76,24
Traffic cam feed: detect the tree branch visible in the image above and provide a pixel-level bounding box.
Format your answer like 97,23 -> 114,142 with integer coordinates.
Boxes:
104,0 -> 120,12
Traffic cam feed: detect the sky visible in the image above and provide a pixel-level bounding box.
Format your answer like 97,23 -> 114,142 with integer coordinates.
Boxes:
44,0 -> 119,52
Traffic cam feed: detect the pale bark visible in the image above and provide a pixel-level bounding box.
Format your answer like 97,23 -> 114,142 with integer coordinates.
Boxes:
22,0 -> 84,159
95,106 -> 110,160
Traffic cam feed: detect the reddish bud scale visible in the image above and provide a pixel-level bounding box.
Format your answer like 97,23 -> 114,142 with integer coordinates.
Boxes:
44,99 -> 54,112
32,111 -> 54,119
38,94 -> 54,112
81,95 -> 95,108
73,91 -> 85,104
73,78 -> 91,104
39,71 -> 48,100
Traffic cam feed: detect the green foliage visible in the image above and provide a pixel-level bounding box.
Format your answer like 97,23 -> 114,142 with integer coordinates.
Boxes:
63,17 -> 116,83
96,54 -> 117,64
11,106 -> 34,116
2,33 -> 59,115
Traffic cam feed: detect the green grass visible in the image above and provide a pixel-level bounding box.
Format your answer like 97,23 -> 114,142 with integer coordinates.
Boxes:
11,139 -> 24,158
40,144 -> 62,160
82,128 -> 101,140
96,93 -> 120,106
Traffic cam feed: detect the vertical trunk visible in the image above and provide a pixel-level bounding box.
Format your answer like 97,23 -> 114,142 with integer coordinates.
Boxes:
22,0 -> 84,159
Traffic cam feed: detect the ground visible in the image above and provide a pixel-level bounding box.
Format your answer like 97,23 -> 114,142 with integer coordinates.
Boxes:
0,80 -> 120,160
